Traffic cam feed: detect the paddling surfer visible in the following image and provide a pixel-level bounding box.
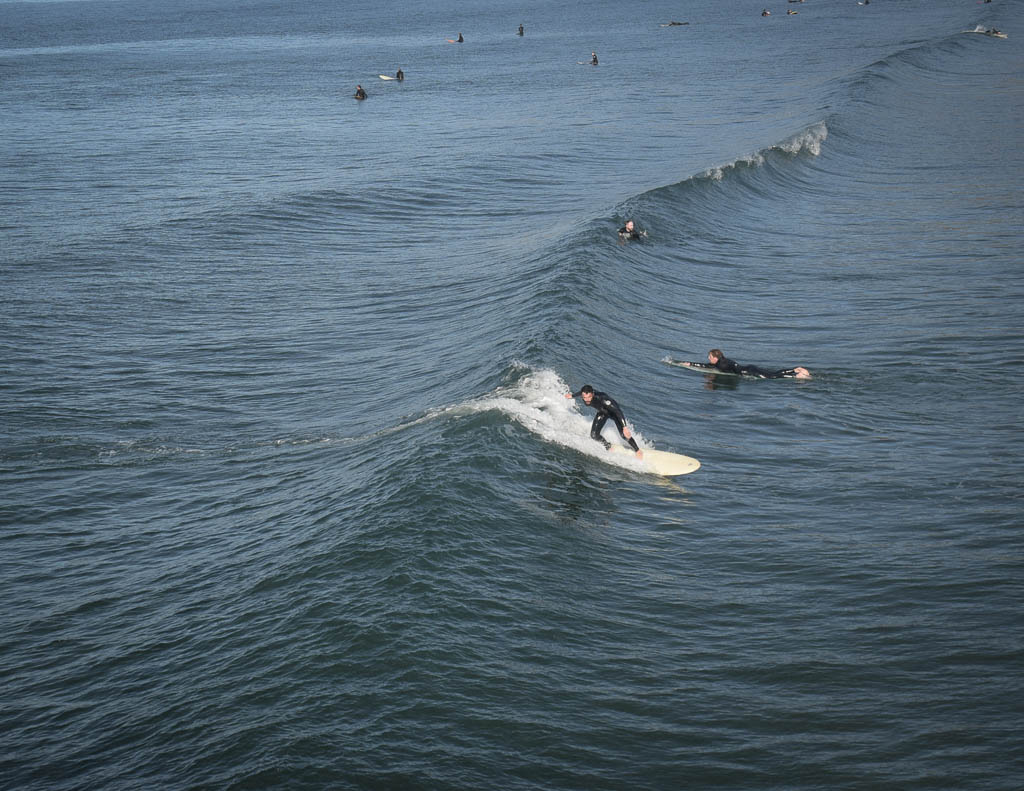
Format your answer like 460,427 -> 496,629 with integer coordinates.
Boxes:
685,349 -> 811,379
565,385 -> 643,458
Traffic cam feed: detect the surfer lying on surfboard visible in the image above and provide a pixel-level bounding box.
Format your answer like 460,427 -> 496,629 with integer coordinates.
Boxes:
565,385 -> 643,458
681,349 -> 811,379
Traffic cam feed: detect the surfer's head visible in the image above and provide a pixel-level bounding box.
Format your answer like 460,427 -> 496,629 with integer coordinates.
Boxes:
625,220 -> 634,231
708,349 -> 723,363
580,384 -> 594,404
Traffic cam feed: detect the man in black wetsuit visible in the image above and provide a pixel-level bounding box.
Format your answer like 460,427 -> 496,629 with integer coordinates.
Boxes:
618,219 -> 643,240
688,349 -> 811,379
396,68 -> 404,81
590,51 -> 599,65
354,85 -> 367,100
565,385 -> 643,457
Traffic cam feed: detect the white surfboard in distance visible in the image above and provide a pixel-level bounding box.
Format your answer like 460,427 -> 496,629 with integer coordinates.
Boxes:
607,444 -> 701,476
379,75 -> 396,80
965,26 -> 1007,38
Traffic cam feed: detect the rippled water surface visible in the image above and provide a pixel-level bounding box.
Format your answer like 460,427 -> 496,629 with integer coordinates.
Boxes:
2,0 -> 1023,788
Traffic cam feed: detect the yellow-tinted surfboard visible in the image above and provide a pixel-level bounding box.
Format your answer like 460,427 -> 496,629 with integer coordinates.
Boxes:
607,444 -> 701,476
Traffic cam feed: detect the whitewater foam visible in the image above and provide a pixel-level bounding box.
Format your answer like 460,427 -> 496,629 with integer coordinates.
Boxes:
453,368 -> 651,473
702,122 -> 828,181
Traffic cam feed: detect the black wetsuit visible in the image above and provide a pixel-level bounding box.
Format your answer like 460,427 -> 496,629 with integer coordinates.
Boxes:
573,390 -> 640,452
355,87 -> 367,100
396,69 -> 404,81
618,225 -> 641,240
591,55 -> 599,65
689,357 -> 803,379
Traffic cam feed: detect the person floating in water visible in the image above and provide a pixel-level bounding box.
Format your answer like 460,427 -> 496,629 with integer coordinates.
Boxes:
762,9 -> 771,16
518,24 -> 524,36
589,51 -> 599,65
618,220 -> 645,241
684,349 -> 811,379
396,68 -> 404,81
354,85 -> 367,100
457,32 -> 464,42
565,385 -> 643,458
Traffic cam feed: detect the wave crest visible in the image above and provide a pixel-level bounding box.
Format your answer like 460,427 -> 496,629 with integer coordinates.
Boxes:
702,122 -> 828,181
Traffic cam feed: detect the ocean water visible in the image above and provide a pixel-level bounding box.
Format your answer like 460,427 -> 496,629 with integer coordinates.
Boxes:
2,0 -> 1023,788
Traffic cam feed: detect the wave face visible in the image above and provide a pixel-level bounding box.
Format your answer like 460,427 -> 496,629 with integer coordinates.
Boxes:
2,0 -> 1023,789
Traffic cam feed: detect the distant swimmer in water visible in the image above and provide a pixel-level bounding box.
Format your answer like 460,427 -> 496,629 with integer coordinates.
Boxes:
591,51 -> 599,65
662,21 -> 689,27
396,68 -> 404,81
762,9 -> 771,16
618,220 -> 646,241
565,385 -> 643,458
457,32 -> 464,42
518,24 -> 524,36
354,85 -> 367,100
684,349 -> 811,379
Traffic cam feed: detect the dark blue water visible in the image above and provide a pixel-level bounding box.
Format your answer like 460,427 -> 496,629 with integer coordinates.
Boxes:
2,1 -> 1023,788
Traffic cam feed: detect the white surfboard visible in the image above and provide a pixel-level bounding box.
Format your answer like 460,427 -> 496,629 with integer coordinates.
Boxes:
608,444 -> 701,476
379,74 -> 396,80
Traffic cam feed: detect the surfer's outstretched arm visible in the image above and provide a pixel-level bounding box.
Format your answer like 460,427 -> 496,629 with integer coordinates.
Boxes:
596,401 -> 641,455
618,425 -> 642,456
